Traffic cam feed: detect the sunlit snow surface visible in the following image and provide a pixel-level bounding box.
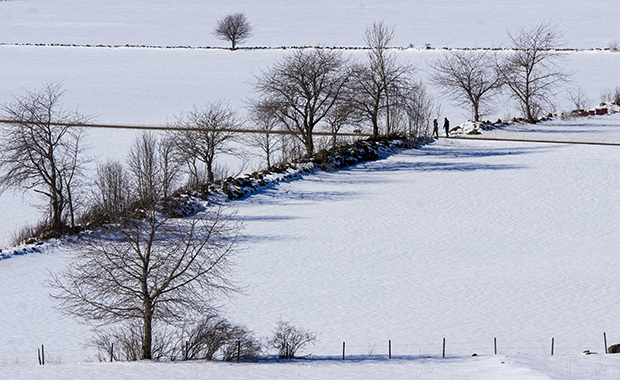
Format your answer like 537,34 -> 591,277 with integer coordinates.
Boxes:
4,116 -> 620,378
3,0 -> 620,378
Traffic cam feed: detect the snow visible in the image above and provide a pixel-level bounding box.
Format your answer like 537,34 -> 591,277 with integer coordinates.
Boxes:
2,47 -> 620,247
0,356 -> 555,380
3,0 -> 620,378
1,0 -> 620,49
5,117 -> 620,378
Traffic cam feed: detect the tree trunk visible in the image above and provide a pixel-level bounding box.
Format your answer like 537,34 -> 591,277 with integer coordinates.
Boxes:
142,306 -> 153,360
206,161 -> 215,183
371,112 -> 379,140
304,130 -> 314,157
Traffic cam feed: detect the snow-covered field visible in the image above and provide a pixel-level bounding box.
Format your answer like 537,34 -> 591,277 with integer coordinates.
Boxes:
5,116 -> 620,379
3,0 -> 620,378
1,46 -> 620,247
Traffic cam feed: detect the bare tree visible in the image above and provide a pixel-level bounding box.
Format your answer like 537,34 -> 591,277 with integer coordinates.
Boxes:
600,85 -> 620,105
0,83 -> 89,233
497,21 -> 568,123
431,50 -> 502,121
246,99 -> 281,168
93,160 -> 130,220
253,49 -> 350,157
213,13 -> 253,50
566,86 -> 592,112
173,101 -> 241,184
51,205 -> 241,360
323,97 -> 357,150
127,132 -> 161,206
400,80 -> 437,143
348,22 -> 412,139
158,135 -> 183,199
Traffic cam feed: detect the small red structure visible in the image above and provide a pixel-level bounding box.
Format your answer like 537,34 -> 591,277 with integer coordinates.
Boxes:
588,110 -> 595,116
595,108 -> 608,115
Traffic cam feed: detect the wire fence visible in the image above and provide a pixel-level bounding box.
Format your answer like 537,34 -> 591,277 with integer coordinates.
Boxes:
325,334 -> 612,360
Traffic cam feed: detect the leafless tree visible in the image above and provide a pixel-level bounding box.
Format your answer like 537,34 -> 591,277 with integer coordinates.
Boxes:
158,135 -> 183,199
127,132 -> 162,206
0,83 -> 89,233
213,13 -> 253,50
268,320 -> 316,359
323,97 -> 358,150
51,205 -> 241,360
566,86 -> 592,112
93,160 -> 130,220
431,50 -> 502,121
497,21 -> 568,123
246,99 -> 281,168
600,85 -> 620,105
253,49 -> 350,157
172,102 -> 241,184
400,80 -> 437,143
348,22 -> 412,139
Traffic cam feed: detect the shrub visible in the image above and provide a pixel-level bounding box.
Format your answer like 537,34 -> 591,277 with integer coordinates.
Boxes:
90,321 -> 174,362
221,326 -> 263,361
268,320 -> 316,359
175,314 -> 262,361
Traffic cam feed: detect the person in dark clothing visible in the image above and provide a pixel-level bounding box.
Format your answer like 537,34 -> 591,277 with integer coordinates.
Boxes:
433,119 -> 439,138
443,117 -> 450,137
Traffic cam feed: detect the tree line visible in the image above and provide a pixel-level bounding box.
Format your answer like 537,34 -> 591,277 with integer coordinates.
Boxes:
0,20 -> 578,242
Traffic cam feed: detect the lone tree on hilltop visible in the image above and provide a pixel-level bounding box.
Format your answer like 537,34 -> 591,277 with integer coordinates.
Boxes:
497,21 -> 568,123
213,13 -> 253,50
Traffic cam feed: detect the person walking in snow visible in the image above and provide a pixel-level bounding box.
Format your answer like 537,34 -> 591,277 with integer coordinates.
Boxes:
433,119 -> 439,138
443,117 -> 450,137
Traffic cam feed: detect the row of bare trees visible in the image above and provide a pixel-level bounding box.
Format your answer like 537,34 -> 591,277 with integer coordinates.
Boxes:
252,22 -> 436,158
0,21 -> 576,242
431,21 -> 569,124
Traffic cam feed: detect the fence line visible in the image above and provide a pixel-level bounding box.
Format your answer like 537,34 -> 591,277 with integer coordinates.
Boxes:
0,119 -> 373,137
0,42 -> 607,52
5,119 -> 620,146
451,135 -> 620,147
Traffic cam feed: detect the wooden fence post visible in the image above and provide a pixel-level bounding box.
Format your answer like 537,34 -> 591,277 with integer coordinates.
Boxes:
442,338 -> 445,358
389,340 -> 391,359
37,348 -> 41,365
342,342 -> 345,360
237,341 -> 241,362
551,338 -> 554,355
604,332 -> 608,354
41,345 -> 45,365
494,337 -> 497,355
110,343 -> 114,362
